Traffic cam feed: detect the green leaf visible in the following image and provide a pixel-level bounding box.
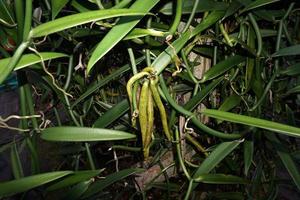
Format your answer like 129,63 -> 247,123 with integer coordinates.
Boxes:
82,168 -> 144,198
194,173 -> 250,184
30,9 -> 146,38
201,109 -> 300,138
87,0 -> 159,73
272,44 -> 300,57
244,140 -> 254,175
193,140 -> 242,178
0,52 -> 67,72
200,55 -> 246,83
0,171 -> 73,197
41,126 -> 136,142
280,63 -> 300,76
93,99 -> 129,128
266,134 -> 300,190
241,0 -> 280,13
51,0 -> 69,19
47,169 -> 104,191
160,0 -> 228,15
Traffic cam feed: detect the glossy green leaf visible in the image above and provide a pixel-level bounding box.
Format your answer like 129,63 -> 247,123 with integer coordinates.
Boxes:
82,168 -> 144,198
200,55 -> 246,83
41,127 -> 136,142
51,0 -> 69,19
160,0 -> 228,15
202,109 -> 300,138
266,134 -> 300,190
272,44 -> 300,57
7,52 -> 67,71
241,0 -> 280,13
244,140 -> 254,175
0,171 -> 73,197
87,0 -> 159,73
47,169 -> 104,191
30,9 -> 146,38
93,99 -> 129,128
193,140 -> 242,178
280,63 -> 300,76
194,173 -> 250,184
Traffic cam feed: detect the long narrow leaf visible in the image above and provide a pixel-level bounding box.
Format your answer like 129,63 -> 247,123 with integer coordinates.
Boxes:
241,0 -> 280,13
0,171 -> 73,197
193,140 -> 242,178
30,9 -> 146,38
194,173 -> 250,184
202,109 -> 300,137
41,127 -> 136,142
272,44 -> 300,57
0,52 -> 68,71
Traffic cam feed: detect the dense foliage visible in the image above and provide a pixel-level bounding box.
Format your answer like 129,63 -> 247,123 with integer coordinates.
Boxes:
0,0 -> 300,199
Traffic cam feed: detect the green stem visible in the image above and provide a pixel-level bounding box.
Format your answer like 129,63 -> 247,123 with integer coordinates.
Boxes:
14,0 -> 24,44
175,128 -> 191,180
63,56 -> 73,90
219,23 -> 233,47
24,84 -> 39,133
168,0 -> 183,36
23,0 -> 32,40
184,179 -> 194,200
127,48 -> 137,74
182,0 -> 199,33
85,143 -> 96,170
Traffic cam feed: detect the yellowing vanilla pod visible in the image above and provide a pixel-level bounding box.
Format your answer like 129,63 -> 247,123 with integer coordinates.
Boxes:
138,79 -> 149,148
150,77 -> 172,141
144,89 -> 154,158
